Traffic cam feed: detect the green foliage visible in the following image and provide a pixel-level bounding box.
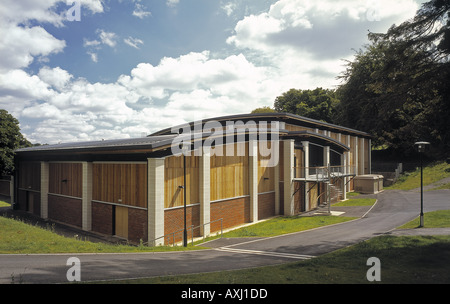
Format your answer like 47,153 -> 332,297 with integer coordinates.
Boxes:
273,88 -> 339,124
250,106 -> 276,114
0,110 -> 31,175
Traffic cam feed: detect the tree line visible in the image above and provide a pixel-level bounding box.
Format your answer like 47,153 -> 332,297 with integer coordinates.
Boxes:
255,0 -> 449,160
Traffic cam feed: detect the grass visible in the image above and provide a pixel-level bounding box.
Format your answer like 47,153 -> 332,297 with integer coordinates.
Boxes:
398,210 -> 450,229
387,161 -> 450,191
111,209 -> 450,284
0,215 -> 203,254
333,198 -> 376,207
0,200 -> 10,207
220,215 -> 356,238
114,234 -> 450,284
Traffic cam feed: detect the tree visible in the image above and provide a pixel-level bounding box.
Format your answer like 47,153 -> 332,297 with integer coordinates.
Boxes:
0,110 -> 31,175
336,0 -> 450,157
273,88 -> 340,123
251,106 -> 276,114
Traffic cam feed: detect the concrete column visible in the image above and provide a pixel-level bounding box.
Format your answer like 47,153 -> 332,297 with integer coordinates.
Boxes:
301,141 -> 310,211
82,162 -> 92,231
354,136 -> 358,176
346,135 -> 351,193
360,138 -> 365,175
368,139 -> 372,174
274,148 -> 280,215
40,162 -> 49,219
249,140 -> 258,222
341,152 -> 347,200
283,140 -> 294,216
200,147 -> 211,236
148,158 -> 165,246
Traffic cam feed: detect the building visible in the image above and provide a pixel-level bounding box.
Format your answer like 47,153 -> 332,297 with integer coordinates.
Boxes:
13,113 -> 372,245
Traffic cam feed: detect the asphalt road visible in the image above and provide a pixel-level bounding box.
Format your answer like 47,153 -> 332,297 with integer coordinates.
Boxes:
1,189 -> 449,284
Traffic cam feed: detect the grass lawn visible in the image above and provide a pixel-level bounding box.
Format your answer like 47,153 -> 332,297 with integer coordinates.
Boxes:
0,216 -> 204,254
0,200 -> 10,207
333,198 -> 376,207
114,209 -> 450,284
387,161 -> 450,191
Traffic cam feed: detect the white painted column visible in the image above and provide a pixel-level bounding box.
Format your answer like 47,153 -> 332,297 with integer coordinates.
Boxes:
323,146 -> 330,204
200,147 -> 211,236
346,135 -> 351,193
148,158 -> 165,246
341,152 -> 347,200
82,162 -> 92,231
360,138 -> 365,175
40,162 -> 49,219
274,149 -> 280,215
301,141 -> 310,211
249,140 -> 258,222
368,139 -> 372,174
283,140 -> 294,216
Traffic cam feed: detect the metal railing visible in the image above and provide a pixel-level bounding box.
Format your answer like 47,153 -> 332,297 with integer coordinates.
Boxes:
294,165 -> 356,180
146,218 -> 223,247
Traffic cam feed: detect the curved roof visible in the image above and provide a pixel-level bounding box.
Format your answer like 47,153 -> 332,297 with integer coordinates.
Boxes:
150,112 -> 371,138
15,112 -> 362,158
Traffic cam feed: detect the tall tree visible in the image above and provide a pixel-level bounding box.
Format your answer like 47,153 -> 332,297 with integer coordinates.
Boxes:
0,110 -> 30,175
273,88 -> 339,123
337,0 -> 450,157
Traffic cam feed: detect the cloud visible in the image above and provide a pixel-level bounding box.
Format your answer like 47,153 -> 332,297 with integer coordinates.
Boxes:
124,37 -> 144,49
83,29 -> 119,62
132,2 -> 151,19
0,23 -> 66,72
166,0 -> 180,8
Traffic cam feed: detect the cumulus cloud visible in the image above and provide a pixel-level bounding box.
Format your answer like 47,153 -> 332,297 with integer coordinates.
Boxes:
0,0 -> 422,144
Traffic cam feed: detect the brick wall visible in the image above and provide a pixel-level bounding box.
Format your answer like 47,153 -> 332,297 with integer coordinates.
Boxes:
211,196 -> 250,233
48,194 -> 82,227
164,205 -> 200,244
128,208 -> 148,244
258,192 -> 275,220
91,201 -> 113,235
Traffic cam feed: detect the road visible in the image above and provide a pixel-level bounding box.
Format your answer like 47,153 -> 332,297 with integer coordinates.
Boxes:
0,189 -> 449,284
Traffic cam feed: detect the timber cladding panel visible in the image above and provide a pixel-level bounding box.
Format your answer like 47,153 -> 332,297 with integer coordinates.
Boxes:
164,155 -> 199,209
210,142 -> 249,201
92,163 -> 147,208
18,161 -> 41,191
49,163 -> 82,198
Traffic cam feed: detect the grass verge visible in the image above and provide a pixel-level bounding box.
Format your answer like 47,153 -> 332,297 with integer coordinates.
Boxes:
0,216 -> 203,254
387,161 -> 450,191
109,209 -> 450,284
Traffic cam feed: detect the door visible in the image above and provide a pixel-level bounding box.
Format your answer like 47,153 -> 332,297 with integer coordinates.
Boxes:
115,206 -> 128,239
27,191 -> 34,213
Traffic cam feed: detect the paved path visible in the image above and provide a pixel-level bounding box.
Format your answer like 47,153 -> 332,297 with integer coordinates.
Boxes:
0,189 -> 449,284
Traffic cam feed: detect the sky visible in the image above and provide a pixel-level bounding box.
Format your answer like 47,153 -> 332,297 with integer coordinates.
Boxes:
0,0 -> 424,145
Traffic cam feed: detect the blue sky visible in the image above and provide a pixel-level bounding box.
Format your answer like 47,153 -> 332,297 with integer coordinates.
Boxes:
0,0 -> 424,144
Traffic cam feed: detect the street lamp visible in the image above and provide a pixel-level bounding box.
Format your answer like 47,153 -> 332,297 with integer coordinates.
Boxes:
414,141 -> 430,228
181,145 -> 189,247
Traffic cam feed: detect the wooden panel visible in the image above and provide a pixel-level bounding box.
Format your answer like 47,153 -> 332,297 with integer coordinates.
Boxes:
49,163 -> 82,198
164,155 -> 199,208
115,206 -> 128,238
210,142 -> 248,201
258,141 -> 275,193
18,162 -> 40,191
93,163 -> 147,208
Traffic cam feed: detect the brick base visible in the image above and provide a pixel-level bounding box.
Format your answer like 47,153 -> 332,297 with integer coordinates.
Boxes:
48,194 -> 81,227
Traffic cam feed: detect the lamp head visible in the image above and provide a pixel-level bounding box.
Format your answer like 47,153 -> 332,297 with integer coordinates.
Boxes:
414,141 -> 430,153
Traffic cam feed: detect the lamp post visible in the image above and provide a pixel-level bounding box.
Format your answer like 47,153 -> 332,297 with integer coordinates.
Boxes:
182,145 -> 188,247
414,141 -> 430,228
